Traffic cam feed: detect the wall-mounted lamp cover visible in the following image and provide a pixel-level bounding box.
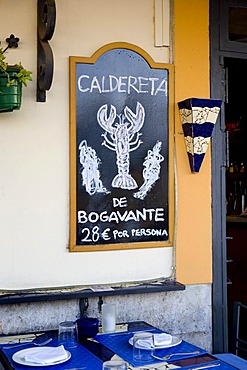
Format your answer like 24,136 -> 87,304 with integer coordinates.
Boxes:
178,98 -> 222,173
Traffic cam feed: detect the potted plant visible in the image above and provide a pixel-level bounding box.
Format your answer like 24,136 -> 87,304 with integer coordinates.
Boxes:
0,47 -> 32,112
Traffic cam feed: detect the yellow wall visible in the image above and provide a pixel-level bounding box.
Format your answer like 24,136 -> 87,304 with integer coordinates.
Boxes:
174,0 -> 212,284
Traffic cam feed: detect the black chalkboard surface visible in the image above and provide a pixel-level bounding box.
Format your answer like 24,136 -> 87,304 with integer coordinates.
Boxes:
69,43 -> 174,252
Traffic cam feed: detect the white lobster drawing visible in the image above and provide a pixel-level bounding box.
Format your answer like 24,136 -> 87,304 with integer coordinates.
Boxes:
97,102 -> 145,190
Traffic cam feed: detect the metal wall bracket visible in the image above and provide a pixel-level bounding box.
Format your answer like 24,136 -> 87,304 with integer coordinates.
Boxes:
79,297 -> 89,317
98,296 -> 103,313
37,0 -> 56,102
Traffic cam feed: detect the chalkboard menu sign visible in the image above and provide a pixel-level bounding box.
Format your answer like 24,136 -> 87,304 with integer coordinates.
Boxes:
69,43 -> 174,252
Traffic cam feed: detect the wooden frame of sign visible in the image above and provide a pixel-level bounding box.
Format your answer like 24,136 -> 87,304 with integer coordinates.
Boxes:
69,42 -> 174,252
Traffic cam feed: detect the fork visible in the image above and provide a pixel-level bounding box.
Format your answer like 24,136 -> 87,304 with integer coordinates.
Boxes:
3,338 -> 52,349
152,350 -> 200,361
188,364 -> 220,370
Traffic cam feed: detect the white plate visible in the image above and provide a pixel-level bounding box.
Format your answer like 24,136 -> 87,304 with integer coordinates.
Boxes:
129,335 -> 182,349
12,347 -> 71,367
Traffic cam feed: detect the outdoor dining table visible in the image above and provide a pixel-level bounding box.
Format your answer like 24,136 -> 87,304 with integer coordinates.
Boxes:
0,321 -> 246,370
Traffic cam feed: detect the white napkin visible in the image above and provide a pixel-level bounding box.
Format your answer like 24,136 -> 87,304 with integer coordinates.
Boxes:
23,345 -> 68,364
153,333 -> 173,346
135,333 -> 173,348
137,338 -> 154,349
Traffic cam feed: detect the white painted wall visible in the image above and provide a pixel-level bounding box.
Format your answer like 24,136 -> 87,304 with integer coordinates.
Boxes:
0,0 -> 174,289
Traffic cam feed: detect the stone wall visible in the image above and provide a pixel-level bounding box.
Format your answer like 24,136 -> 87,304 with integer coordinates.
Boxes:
0,284 -> 212,352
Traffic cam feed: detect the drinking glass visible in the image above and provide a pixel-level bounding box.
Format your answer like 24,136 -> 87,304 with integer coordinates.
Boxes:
101,303 -> 116,333
132,332 -> 154,362
102,360 -> 127,370
58,321 -> 77,348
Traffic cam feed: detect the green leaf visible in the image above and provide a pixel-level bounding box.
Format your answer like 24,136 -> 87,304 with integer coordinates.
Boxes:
0,49 -> 32,87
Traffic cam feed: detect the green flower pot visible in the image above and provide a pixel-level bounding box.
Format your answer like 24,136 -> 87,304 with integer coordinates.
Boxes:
0,68 -> 22,112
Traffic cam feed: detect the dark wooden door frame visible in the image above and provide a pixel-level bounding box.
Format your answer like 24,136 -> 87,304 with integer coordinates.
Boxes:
210,0 -> 228,354
210,0 -> 247,353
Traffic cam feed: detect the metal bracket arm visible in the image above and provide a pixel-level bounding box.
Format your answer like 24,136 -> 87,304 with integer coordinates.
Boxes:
37,0 -> 56,102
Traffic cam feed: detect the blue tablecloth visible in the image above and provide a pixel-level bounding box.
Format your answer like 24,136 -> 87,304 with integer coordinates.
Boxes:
1,331 -> 246,370
95,329 -> 208,367
214,353 -> 247,369
0,339 -> 103,370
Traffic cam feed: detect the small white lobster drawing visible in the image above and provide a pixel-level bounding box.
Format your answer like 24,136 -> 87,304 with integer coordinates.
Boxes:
97,102 -> 145,190
134,141 -> 164,200
78,140 -> 109,195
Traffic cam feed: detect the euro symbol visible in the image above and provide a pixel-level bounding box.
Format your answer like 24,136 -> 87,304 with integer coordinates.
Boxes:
102,228 -> 111,241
